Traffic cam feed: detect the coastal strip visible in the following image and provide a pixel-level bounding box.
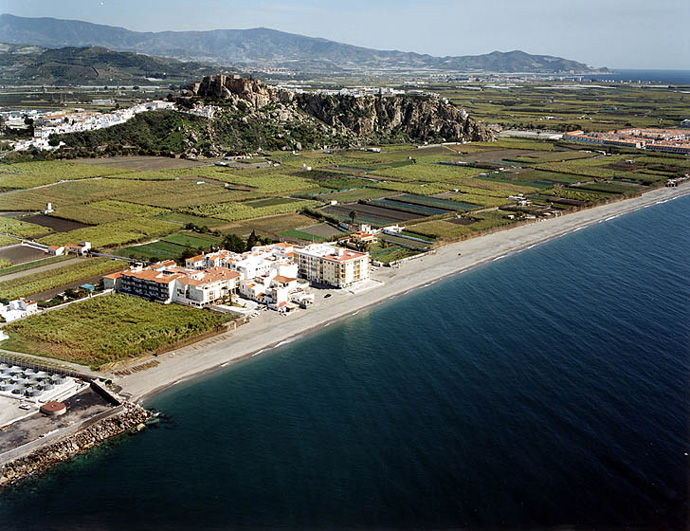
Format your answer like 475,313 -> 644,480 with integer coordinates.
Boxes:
115,183 -> 690,403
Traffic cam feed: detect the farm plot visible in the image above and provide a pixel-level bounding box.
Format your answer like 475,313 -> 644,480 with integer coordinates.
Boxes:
0,258 -> 122,300
0,245 -> 50,266
369,198 -> 453,217
74,156 -> 209,172
313,187 -> 390,203
155,212 -> 227,228
118,230 -> 224,262
163,231 -> 223,248
3,293 -> 233,368
370,163 -> 483,182
0,161 -> 126,189
535,156 -> 638,179
408,215 -> 516,240
0,178 -> 148,211
45,199 -> 166,226
278,230 -> 328,243
0,217 -> 52,239
193,168 -> 320,195
279,223 -> 342,243
510,170 -> 583,186
20,215 -> 89,233
185,199 -> 319,223
117,240 -> 187,261
113,180 -> 255,209
38,217 -> 179,248
221,213 -> 316,239
322,203 -> 423,228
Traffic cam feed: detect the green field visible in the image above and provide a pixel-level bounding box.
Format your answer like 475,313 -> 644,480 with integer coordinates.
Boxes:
0,255 -> 72,277
155,212 -> 227,228
117,231 -> 223,260
38,217 -> 179,248
0,258 -> 122,300
0,133 -> 675,250
0,217 -> 51,239
438,83 -> 689,133
3,293 -> 233,368
278,229 -> 329,242
0,161 -> 126,189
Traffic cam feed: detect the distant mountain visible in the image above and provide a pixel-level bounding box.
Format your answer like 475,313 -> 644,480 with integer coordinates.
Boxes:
0,14 -> 606,74
0,44 -> 221,85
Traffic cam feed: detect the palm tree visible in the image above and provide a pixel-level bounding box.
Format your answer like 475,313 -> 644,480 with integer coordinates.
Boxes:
349,210 -> 357,225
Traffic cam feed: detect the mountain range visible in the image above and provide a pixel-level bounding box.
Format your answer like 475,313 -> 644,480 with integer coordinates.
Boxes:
0,14 -> 606,74
0,44 -> 221,85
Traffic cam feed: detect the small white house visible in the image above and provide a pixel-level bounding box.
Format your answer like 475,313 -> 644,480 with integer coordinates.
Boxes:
0,298 -> 39,322
64,242 -> 91,255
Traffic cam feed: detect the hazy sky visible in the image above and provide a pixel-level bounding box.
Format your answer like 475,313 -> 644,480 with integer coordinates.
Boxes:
3,0 -> 689,69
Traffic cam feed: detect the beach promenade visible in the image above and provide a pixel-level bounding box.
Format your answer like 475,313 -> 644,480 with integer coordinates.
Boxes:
115,183 -> 690,402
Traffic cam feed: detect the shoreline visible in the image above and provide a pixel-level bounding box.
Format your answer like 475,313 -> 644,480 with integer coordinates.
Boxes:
112,184 -> 690,404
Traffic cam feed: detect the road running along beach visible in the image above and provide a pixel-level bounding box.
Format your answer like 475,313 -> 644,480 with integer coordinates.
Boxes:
114,183 -> 690,403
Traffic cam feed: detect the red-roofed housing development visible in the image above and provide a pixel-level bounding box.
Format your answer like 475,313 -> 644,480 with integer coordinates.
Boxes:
563,128 -> 690,154
104,262 -> 239,307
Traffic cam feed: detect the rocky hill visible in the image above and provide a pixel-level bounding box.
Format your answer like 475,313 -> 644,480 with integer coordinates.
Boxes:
58,75 -> 493,157
187,75 -> 491,144
0,14 -> 607,74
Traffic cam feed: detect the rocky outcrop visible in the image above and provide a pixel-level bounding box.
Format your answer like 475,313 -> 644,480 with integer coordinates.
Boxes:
185,75 -> 493,145
0,403 -> 151,488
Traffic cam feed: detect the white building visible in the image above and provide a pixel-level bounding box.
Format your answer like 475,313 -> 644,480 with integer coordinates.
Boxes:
0,298 -> 39,322
294,244 -> 369,288
185,244 -> 310,311
186,243 -> 298,281
104,261 -> 240,307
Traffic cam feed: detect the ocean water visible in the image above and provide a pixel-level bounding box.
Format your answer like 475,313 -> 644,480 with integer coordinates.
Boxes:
0,195 -> 688,530
586,69 -> 690,85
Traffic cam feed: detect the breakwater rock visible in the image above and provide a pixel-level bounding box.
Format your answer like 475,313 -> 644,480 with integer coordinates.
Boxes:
0,402 -> 151,488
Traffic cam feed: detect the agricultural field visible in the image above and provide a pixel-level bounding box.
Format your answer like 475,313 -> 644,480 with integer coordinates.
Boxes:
437,83 -> 689,132
155,212 -> 227,228
0,257 -> 122,300
278,229 -> 328,243
0,217 -> 51,239
0,161 -> 126,190
312,187 -> 389,203
221,213 -> 317,239
0,255 -> 71,277
38,217 -> 179,248
3,293 -> 233,368
47,200 -> 167,225
185,199 -> 320,223
370,163 -> 483,182
0,133 -> 677,251
20,214 -> 89,233
117,230 -> 224,261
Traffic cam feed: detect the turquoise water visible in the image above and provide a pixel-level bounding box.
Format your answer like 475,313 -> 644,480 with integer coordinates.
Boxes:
0,195 -> 688,530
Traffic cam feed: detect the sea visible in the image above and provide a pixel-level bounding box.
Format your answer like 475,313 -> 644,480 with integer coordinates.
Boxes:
0,195 -> 688,530
585,69 -> 690,85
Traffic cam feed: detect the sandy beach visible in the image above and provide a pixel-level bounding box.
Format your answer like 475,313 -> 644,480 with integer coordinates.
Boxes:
115,184 -> 690,403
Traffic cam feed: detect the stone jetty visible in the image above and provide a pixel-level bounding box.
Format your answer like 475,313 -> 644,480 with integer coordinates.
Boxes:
0,402 -> 151,488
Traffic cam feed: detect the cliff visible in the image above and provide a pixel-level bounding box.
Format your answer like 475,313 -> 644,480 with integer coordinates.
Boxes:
59,75 -> 493,157
185,75 -> 493,146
